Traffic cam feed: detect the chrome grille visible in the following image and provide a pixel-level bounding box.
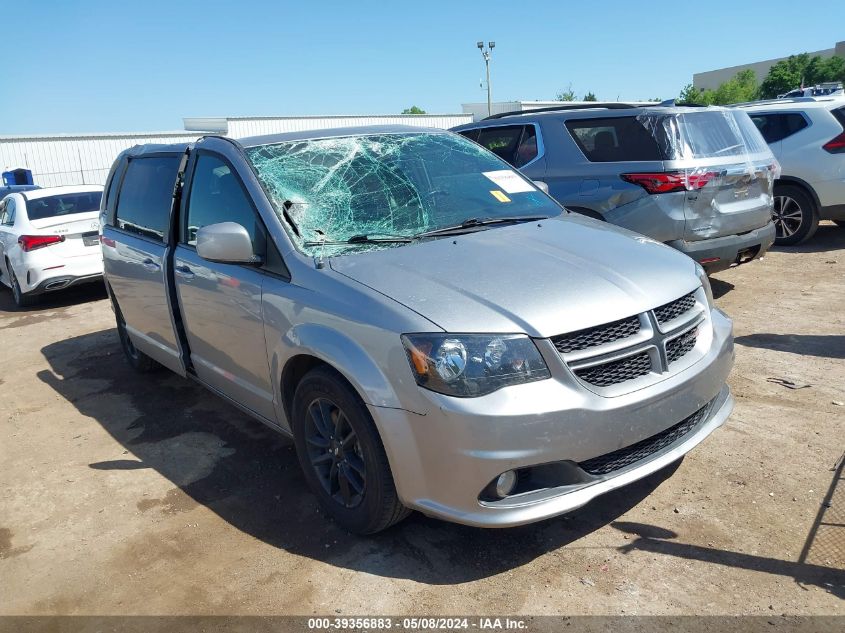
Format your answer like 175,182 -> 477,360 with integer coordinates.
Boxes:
552,316 -> 640,354
574,352 -> 651,387
666,327 -> 698,364
579,400 -> 713,476
654,292 -> 696,325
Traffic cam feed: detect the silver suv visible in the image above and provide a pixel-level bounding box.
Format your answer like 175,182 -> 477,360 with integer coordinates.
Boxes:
452,104 -> 778,273
101,127 -> 734,533
735,96 -> 845,244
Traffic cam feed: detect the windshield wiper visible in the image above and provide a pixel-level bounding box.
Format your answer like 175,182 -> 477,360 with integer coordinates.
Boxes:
414,215 -> 550,238
281,200 -> 301,237
303,234 -> 414,247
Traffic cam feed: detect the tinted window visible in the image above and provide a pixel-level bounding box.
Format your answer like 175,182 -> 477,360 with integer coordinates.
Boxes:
24,191 -> 102,221
471,125 -> 540,167
185,154 -> 264,253
749,113 -> 808,144
475,125 -> 524,163
566,117 -> 664,162
1,198 -> 14,225
115,156 -> 180,241
458,128 -> 480,142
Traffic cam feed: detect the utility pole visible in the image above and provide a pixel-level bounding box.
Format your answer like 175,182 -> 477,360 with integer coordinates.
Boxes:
477,41 -> 495,116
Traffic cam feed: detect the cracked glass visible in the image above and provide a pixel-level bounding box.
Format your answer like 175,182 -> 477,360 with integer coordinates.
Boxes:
245,132 -> 560,256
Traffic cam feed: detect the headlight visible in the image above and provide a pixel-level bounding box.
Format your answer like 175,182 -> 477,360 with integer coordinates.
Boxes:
401,333 -> 551,397
695,262 -> 714,309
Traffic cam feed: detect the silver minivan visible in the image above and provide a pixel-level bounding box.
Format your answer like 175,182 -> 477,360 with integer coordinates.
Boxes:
453,104 -> 779,273
101,127 -> 734,533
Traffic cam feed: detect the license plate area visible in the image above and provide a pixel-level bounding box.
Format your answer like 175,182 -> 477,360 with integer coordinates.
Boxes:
82,232 -> 99,247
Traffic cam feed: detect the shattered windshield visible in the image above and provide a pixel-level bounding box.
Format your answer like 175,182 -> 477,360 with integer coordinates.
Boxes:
245,132 -> 560,255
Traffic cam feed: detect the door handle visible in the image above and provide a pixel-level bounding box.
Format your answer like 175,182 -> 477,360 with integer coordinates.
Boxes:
141,258 -> 161,272
174,264 -> 195,279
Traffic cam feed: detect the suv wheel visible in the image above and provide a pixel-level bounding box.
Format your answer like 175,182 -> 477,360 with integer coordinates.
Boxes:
115,303 -> 159,372
7,263 -> 38,307
772,185 -> 818,245
292,366 -> 409,534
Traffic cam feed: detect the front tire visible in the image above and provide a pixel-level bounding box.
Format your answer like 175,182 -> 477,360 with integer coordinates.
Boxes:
7,263 -> 38,308
292,366 -> 409,534
772,185 -> 818,245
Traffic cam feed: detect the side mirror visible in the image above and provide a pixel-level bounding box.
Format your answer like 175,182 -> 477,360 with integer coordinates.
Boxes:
196,222 -> 260,264
533,180 -> 550,195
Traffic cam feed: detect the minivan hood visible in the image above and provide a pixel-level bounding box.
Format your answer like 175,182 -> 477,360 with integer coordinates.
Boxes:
329,215 -> 699,337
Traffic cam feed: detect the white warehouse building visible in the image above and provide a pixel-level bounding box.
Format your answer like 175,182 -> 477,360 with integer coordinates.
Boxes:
0,113 -> 472,188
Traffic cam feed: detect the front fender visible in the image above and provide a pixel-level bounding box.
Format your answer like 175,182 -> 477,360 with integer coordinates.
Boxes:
269,322 -> 419,431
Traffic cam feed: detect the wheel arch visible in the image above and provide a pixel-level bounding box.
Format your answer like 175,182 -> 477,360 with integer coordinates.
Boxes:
273,323 -> 416,431
776,176 -> 820,210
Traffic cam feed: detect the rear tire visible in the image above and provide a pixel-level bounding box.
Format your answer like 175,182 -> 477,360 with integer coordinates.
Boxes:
772,185 -> 818,245
114,301 -> 159,373
7,263 -> 38,308
292,366 -> 410,534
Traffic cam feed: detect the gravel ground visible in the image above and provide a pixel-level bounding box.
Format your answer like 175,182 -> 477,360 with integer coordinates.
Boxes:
1,224 -> 843,617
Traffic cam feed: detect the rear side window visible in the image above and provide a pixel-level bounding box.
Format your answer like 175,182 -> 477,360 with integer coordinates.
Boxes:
24,191 -> 102,221
185,154 -> 264,254
566,117 -> 664,162
115,156 -> 180,242
474,125 -> 540,167
1,198 -> 15,225
748,113 -> 808,144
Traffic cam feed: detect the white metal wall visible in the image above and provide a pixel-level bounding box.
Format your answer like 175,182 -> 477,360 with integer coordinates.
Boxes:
226,114 -> 473,138
0,114 -> 473,188
0,132 -> 201,187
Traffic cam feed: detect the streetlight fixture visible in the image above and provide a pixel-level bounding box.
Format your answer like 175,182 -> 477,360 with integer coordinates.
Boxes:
477,41 -> 495,117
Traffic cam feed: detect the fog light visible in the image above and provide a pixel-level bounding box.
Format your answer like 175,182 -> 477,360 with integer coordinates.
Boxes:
495,470 -> 518,498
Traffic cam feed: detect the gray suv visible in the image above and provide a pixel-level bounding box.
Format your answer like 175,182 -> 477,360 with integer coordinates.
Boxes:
452,104 -> 778,273
101,127 -> 734,533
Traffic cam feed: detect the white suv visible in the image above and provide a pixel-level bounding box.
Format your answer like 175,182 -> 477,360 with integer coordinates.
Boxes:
735,97 -> 845,244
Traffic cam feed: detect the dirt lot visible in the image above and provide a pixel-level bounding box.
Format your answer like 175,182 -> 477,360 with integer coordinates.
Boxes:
1,224 -> 843,617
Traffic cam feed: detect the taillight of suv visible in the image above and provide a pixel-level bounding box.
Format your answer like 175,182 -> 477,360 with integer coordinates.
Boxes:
824,107 -> 845,154
18,235 -> 65,252
621,171 -> 719,194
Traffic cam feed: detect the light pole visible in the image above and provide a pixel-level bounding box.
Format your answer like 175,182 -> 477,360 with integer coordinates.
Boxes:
477,41 -> 495,117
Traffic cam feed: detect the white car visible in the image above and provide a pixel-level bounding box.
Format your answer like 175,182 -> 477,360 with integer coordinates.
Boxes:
0,185 -> 104,306
735,96 -> 845,244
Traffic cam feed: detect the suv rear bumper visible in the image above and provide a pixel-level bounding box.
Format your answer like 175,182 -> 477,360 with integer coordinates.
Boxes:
668,222 -> 776,273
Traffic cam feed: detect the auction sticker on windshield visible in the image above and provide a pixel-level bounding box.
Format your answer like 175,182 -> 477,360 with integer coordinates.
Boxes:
482,170 -> 535,194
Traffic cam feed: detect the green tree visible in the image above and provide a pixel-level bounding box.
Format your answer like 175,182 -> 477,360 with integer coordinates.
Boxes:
757,53 -> 845,99
678,70 -> 758,106
401,106 -> 426,114
678,83 -> 713,105
556,84 -> 576,101
583,91 -> 597,102
759,54 -> 811,98
711,69 -> 758,104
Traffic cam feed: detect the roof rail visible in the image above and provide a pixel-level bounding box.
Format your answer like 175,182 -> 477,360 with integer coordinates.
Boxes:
732,96 -> 830,107
483,102 -> 636,120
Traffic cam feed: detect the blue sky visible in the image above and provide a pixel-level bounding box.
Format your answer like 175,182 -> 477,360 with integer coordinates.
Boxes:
2,0 -> 843,134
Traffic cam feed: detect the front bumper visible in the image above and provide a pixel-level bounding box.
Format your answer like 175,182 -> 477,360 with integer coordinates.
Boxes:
371,308 -> 734,528
668,222 -> 776,273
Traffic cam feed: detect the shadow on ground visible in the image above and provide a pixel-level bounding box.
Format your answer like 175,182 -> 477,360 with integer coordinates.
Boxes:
771,223 -> 845,255
612,517 -> 845,598
708,277 -> 735,300
735,333 -> 845,360
38,329 -> 680,585
0,282 -> 107,315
